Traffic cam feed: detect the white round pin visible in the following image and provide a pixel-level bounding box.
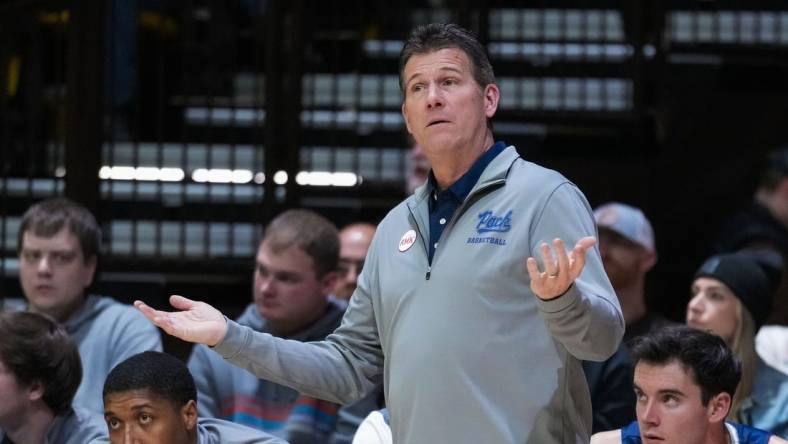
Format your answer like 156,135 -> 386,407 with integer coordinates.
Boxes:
399,229 -> 417,252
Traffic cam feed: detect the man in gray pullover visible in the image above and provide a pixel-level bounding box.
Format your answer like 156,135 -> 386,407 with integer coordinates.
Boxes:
137,23 -> 624,443
11,197 -> 162,415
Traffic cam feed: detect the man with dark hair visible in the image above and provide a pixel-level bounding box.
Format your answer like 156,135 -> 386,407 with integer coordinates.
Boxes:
591,326 -> 788,444
137,23 -> 622,443
102,351 -> 286,443
188,209 -> 345,442
8,197 -> 162,414
0,311 -> 107,443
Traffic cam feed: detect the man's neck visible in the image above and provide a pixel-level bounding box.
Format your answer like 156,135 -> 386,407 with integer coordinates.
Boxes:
3,405 -> 54,444
30,296 -> 85,324
265,302 -> 329,338
429,132 -> 494,189
707,422 -> 731,444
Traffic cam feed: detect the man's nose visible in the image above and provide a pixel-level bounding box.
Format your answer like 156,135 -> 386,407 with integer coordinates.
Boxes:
121,425 -> 135,444
36,255 -> 52,274
641,401 -> 660,426
347,265 -> 359,285
426,83 -> 443,108
258,275 -> 275,295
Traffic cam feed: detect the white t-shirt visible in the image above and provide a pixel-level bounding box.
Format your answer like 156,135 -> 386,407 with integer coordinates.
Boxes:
352,410 -> 392,444
756,325 -> 788,375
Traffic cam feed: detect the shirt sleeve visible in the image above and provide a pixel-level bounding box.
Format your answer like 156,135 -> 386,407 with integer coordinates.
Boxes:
530,182 -> 624,361
212,235 -> 386,405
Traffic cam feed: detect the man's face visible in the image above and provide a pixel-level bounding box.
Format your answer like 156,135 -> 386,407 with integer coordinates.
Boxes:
0,360 -> 32,428
104,389 -> 196,444
19,228 -> 96,322
253,241 -> 334,334
598,228 -> 652,290
634,361 -> 723,444
334,225 -> 375,300
687,277 -> 739,344
401,47 -> 499,162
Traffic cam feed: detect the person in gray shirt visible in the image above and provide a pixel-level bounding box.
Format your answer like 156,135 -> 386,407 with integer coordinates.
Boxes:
0,311 -> 107,444
135,23 -> 624,443
101,351 -> 286,444
10,197 -> 162,414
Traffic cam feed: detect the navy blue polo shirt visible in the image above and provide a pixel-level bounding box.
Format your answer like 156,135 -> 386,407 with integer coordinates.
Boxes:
426,141 -> 507,263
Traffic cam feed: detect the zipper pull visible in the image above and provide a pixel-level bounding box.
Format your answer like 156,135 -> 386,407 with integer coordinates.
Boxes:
425,266 -> 431,280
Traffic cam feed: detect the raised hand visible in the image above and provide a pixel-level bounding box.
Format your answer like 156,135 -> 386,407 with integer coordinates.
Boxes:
526,236 -> 596,300
135,295 -> 228,347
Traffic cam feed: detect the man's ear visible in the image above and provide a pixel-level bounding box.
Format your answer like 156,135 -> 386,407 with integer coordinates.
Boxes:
27,380 -> 45,403
83,254 -> 97,288
483,83 -> 500,119
639,250 -> 658,273
320,271 -> 340,297
181,400 -> 198,431
707,392 -> 731,423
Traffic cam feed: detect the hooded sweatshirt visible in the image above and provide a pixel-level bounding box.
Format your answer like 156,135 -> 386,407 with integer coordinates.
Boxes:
0,407 -> 107,444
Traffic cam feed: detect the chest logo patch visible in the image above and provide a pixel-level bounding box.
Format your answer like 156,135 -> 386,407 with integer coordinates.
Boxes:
468,209 -> 511,246
476,210 -> 512,233
399,229 -> 417,252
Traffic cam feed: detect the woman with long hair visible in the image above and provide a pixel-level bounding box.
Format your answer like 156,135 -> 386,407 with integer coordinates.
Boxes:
687,252 -> 778,422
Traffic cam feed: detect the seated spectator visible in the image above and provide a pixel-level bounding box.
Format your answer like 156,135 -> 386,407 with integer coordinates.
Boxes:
716,145 -> 788,325
688,252 -> 779,422
0,311 -> 106,443
334,222 -> 376,301
8,197 -> 162,414
188,209 -> 344,442
591,326 -> 788,444
594,202 -> 669,343
102,351 -> 285,443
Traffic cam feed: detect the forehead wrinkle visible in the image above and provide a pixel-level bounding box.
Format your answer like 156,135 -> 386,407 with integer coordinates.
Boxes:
405,62 -> 466,88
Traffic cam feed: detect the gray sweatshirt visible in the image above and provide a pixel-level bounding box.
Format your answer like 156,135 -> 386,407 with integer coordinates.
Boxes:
67,295 -> 163,414
213,146 -> 623,443
196,418 -> 290,444
0,407 -> 107,444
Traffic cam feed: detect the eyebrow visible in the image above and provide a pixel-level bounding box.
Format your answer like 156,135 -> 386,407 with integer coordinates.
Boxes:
633,384 -> 685,397
104,402 -> 159,415
405,66 -> 464,88
21,247 -> 77,254
692,284 -> 724,292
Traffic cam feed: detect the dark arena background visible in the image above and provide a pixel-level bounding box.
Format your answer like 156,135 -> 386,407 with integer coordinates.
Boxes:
1,0 -> 787,356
